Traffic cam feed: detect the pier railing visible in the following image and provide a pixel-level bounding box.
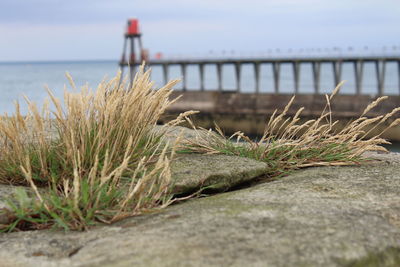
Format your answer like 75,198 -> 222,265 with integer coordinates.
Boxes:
121,56 -> 400,95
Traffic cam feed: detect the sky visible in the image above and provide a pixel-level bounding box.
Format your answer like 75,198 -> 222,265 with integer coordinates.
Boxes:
0,0 -> 400,61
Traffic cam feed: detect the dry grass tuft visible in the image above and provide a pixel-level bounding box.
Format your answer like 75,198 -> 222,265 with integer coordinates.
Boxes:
180,83 -> 399,177
0,66 -> 180,231
1,70 -> 398,232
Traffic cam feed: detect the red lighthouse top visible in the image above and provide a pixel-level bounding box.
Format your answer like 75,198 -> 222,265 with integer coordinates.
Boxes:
126,18 -> 140,35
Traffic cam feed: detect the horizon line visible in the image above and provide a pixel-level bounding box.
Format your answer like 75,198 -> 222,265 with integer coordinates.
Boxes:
0,59 -> 118,65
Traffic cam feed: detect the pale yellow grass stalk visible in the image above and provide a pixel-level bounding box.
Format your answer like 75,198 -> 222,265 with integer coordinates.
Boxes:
181,81 -> 398,172
0,66 -> 184,231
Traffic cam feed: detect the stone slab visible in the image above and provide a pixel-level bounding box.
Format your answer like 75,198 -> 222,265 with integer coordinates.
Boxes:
0,152 -> 399,266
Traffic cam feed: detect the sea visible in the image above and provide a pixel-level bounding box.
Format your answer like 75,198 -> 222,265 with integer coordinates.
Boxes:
0,60 -> 399,151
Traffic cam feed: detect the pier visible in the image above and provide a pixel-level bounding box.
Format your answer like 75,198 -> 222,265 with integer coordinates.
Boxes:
161,91 -> 400,141
121,56 -> 400,140
118,19 -> 400,140
121,55 -> 400,95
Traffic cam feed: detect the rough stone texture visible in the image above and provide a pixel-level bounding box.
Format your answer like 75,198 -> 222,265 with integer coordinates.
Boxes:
153,125 -> 200,141
0,154 -> 268,206
0,124 -> 268,226
154,125 -> 270,193
0,152 -> 399,267
152,125 -> 218,145
0,185 -> 42,224
171,154 -> 269,194
0,185 -> 19,210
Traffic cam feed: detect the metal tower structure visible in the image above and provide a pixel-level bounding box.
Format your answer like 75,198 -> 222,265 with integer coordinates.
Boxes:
119,18 -> 146,86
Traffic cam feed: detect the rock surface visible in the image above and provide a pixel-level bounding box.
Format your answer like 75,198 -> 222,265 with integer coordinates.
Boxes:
0,151 -> 399,266
0,154 -> 268,206
171,154 -> 268,194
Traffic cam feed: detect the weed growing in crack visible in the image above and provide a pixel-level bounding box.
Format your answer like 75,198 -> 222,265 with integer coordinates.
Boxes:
0,67 -> 183,231
180,82 -> 400,177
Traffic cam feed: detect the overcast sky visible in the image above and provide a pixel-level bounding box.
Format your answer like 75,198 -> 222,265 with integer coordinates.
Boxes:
1,0 -> 400,61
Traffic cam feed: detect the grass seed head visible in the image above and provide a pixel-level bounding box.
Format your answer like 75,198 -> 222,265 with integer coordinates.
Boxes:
0,66 -> 180,231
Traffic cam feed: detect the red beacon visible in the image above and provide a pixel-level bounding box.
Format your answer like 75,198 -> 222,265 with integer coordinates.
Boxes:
126,18 -> 140,36
119,18 -> 145,84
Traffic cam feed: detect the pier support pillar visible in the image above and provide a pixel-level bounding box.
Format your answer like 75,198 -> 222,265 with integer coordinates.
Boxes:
254,63 -> 261,93
398,61 -> 400,94
199,64 -> 205,91
162,64 -> 169,85
119,37 -> 128,88
181,64 -> 187,91
272,62 -> 280,93
217,63 -> 223,91
235,63 -> 241,92
312,62 -> 321,94
293,62 -> 301,94
376,60 -> 386,95
129,37 -> 135,85
333,61 -> 343,88
354,61 -> 364,95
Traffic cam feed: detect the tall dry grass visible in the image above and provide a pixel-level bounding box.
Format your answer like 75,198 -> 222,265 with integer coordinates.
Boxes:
0,67 -> 180,231
181,82 -> 400,177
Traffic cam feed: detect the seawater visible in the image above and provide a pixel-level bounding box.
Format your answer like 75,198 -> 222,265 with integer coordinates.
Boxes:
0,61 -> 119,114
0,60 -> 399,151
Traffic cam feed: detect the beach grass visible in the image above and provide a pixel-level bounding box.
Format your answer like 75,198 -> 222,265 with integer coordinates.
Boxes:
179,81 -> 400,177
0,67 -> 181,231
0,69 -> 399,232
